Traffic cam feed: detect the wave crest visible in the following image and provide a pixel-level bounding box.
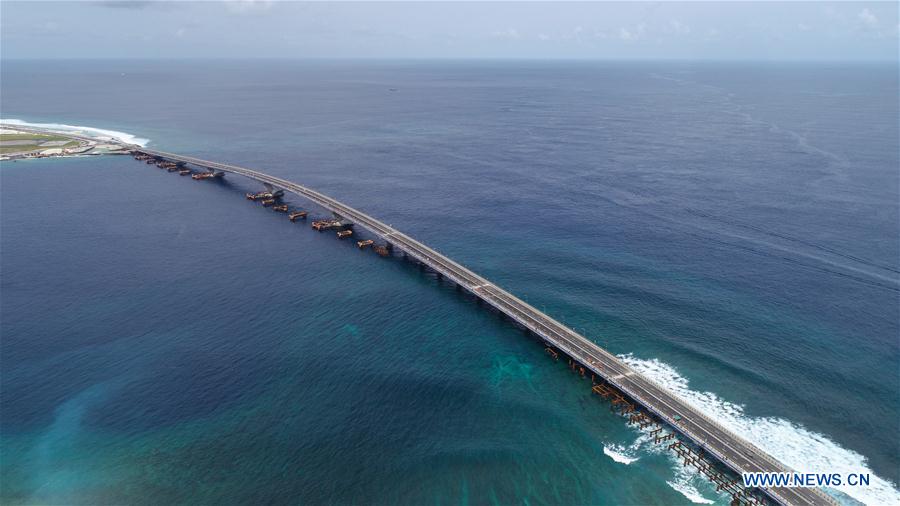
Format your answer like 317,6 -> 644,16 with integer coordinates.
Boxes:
603,444 -> 639,465
667,464 -> 716,504
619,354 -> 899,506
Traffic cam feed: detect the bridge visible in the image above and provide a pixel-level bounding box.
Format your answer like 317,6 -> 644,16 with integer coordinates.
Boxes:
4,124 -> 836,506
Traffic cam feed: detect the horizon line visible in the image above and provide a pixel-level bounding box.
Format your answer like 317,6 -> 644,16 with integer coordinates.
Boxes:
2,56 -> 897,64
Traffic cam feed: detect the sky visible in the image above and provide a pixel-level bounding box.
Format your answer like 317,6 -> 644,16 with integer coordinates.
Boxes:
1,1 -> 898,61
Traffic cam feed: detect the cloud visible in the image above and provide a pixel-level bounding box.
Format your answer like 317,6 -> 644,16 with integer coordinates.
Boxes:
34,20 -> 59,33
618,23 -> 646,42
94,1 -> 154,9
855,7 -> 888,38
797,23 -> 812,32
668,19 -> 691,35
224,0 -> 273,14
857,8 -> 878,28
558,25 -> 584,41
591,28 -> 608,39
491,28 -> 520,40
537,33 -> 550,41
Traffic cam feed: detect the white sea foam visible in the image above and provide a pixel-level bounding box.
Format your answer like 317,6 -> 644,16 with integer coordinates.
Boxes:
667,464 -> 717,504
1,118 -> 149,147
619,353 -> 900,506
603,444 -> 639,465
612,427 -> 720,503
667,480 -> 716,504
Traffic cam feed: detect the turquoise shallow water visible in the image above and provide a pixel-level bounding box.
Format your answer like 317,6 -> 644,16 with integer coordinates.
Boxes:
1,60 -> 898,505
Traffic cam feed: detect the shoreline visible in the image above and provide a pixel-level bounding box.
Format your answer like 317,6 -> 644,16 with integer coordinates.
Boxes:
0,126 -> 130,161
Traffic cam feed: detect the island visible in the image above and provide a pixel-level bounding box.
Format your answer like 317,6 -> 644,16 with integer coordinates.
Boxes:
0,126 -> 128,161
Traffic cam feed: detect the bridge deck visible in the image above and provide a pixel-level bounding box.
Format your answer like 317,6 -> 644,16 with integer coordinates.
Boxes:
4,124 -> 836,506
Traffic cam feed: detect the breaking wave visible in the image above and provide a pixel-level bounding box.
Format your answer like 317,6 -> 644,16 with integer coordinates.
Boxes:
619,354 -> 900,506
667,464 -> 716,504
603,444 -> 639,465
1,118 -> 149,147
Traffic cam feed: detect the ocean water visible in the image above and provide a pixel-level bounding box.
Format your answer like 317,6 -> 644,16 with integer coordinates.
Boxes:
1,60 -> 898,505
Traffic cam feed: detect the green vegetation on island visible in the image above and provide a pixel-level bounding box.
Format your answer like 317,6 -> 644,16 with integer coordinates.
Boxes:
0,130 -> 83,157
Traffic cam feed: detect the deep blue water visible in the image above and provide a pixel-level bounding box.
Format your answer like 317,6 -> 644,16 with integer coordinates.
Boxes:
1,60 -> 898,505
